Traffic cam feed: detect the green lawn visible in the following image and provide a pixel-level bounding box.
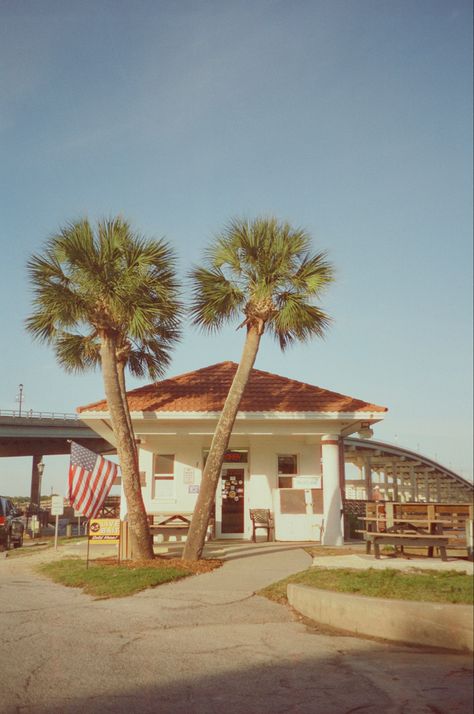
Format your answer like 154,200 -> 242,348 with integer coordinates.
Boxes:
38,557 -> 190,598
259,567 -> 474,605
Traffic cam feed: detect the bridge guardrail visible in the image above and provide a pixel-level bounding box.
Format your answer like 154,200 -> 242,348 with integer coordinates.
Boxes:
0,409 -> 78,420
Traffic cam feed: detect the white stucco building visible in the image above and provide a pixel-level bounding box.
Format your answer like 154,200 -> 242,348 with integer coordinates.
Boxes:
78,362 -> 387,545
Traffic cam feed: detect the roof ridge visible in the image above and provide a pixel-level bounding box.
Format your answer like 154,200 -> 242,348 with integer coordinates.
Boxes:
78,361 -> 387,414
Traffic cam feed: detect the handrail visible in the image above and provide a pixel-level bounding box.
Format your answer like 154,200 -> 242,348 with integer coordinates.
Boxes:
0,409 -> 78,420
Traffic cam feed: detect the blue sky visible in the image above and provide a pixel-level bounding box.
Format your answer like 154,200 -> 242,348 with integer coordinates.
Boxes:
0,0 -> 472,496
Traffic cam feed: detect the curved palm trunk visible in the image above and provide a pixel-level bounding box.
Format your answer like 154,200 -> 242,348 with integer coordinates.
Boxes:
100,335 -> 153,560
182,326 -> 261,561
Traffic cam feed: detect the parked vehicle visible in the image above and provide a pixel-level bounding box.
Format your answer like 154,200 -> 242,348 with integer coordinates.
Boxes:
0,497 -> 25,551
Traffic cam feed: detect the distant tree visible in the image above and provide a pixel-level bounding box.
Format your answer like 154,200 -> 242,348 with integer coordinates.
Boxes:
182,217 -> 335,560
26,217 -> 181,560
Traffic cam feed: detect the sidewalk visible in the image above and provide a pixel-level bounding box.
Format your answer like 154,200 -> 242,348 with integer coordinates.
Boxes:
312,552 -> 474,573
1,539 -> 473,713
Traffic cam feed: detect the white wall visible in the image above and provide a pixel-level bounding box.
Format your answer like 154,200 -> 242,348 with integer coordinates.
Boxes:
119,436 -> 322,540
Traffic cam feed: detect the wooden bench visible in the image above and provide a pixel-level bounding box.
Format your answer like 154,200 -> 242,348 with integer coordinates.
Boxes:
250,509 -> 274,542
361,531 -> 450,561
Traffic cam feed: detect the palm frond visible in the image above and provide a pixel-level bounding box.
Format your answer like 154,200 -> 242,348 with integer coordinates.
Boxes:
191,216 -> 334,348
269,294 -> 332,349
55,332 -> 100,373
189,266 -> 245,332
26,216 -> 182,381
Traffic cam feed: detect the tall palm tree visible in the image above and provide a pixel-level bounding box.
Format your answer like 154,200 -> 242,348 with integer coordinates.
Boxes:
26,217 -> 181,560
182,217 -> 335,560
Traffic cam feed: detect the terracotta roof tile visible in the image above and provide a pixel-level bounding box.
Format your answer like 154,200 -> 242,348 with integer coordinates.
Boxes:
78,361 -> 387,414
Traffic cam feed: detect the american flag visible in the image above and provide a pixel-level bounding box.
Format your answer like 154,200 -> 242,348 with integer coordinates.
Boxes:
68,442 -> 119,519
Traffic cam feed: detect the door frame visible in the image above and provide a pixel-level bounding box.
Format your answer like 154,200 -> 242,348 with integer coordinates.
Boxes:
216,466 -> 248,539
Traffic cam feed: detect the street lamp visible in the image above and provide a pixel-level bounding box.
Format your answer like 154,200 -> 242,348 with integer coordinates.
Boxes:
16,384 -> 24,417
37,460 -> 45,510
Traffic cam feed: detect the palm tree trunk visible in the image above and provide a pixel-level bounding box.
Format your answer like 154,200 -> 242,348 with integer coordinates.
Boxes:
182,325 -> 262,560
117,360 -> 138,466
100,335 -> 154,560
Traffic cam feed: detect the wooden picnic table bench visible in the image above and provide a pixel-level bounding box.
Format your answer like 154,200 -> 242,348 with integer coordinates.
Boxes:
360,530 -> 450,561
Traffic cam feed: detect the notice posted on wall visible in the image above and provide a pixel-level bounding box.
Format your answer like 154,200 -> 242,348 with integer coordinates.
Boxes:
183,467 -> 195,485
188,485 -> 200,494
293,476 -> 321,489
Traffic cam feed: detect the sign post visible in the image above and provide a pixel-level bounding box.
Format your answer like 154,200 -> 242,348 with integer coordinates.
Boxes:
50,495 -> 64,551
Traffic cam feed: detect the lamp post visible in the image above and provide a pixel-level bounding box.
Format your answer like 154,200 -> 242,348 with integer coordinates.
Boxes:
16,384 -> 24,417
37,460 -> 45,503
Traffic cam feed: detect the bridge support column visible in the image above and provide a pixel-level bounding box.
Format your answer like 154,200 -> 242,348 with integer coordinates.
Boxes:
30,455 -> 44,509
322,435 -> 344,546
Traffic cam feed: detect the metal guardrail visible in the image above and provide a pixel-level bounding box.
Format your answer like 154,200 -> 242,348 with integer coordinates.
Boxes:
0,409 -> 78,420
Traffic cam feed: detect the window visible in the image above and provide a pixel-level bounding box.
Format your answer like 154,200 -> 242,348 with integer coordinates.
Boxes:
153,454 -> 175,499
278,454 -> 298,489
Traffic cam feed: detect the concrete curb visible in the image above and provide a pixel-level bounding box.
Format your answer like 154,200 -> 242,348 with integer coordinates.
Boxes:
287,584 -> 474,652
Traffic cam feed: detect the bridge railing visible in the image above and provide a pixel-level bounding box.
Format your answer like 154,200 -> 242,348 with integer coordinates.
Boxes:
0,408 -> 79,420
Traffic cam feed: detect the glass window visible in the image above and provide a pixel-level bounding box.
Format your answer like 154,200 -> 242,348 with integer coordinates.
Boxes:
278,454 -> 298,489
278,455 -> 297,475
155,454 -> 174,474
153,454 -> 175,499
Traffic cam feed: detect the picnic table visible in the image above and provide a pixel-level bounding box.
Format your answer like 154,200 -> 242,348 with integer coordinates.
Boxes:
361,531 -> 449,560
357,514 -> 451,560
147,513 -> 215,542
147,514 -> 191,542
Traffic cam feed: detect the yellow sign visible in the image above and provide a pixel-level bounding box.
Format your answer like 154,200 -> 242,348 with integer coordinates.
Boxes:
88,518 -> 120,543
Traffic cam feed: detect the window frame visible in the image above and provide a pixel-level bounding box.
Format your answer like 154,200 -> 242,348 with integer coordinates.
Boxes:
152,453 -> 176,500
277,453 -> 299,489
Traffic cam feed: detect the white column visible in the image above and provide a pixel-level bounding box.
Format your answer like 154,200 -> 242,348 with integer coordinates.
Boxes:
321,434 -> 343,546
392,461 -> 399,502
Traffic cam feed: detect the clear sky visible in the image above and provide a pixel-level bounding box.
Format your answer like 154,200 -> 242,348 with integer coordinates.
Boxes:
0,0 -> 472,497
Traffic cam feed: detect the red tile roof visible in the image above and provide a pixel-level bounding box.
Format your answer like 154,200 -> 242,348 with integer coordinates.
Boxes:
78,362 -> 387,414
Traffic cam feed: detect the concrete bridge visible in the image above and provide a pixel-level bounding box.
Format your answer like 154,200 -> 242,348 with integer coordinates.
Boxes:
344,437 -> 473,503
0,411 -> 115,457
0,411 -> 115,507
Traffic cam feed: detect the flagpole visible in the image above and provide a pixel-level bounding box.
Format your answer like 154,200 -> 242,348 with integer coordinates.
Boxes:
54,514 -> 59,551
86,521 -> 90,569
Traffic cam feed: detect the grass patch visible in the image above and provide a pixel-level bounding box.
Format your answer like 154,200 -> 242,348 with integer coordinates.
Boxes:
259,567 -> 474,605
38,557 -> 194,598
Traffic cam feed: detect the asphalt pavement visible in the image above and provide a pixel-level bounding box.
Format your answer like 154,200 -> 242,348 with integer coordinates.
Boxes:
0,541 -> 472,713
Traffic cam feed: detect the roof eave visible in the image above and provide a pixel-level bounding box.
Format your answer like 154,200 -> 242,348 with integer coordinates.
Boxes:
79,409 -> 386,421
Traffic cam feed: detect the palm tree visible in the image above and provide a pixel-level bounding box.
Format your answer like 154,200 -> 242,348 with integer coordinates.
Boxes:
26,217 -> 181,560
182,217 -> 335,560
54,325 -> 179,461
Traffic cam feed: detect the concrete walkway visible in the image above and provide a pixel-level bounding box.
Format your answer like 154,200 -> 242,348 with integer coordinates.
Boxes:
1,542 -> 473,713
